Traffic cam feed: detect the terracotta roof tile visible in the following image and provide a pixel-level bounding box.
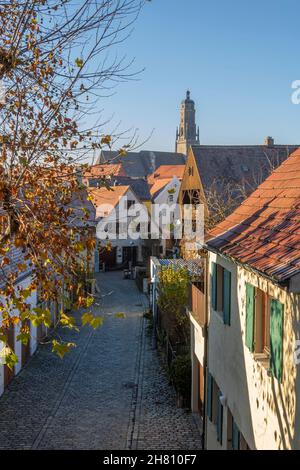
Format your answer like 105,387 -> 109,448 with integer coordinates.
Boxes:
207,147 -> 300,282
149,178 -> 173,198
83,163 -> 126,179
147,165 -> 185,184
87,186 -> 130,218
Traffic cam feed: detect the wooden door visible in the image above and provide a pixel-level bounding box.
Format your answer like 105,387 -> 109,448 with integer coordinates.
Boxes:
4,325 -> 15,388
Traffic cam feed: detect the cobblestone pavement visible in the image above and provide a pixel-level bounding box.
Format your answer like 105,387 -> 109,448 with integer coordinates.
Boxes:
0,272 -> 201,450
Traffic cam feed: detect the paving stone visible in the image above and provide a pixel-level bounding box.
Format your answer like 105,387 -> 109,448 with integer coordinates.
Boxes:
0,272 -> 201,450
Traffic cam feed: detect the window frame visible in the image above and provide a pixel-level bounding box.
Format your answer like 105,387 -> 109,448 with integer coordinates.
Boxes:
211,262 -> 231,325
245,284 -> 283,382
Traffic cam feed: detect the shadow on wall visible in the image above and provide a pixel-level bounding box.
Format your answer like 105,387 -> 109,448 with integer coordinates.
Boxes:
208,258 -> 255,449
270,293 -> 300,449
209,200 -> 300,449
232,269 -> 300,449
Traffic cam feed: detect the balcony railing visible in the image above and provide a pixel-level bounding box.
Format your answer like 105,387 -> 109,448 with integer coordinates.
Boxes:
190,283 -> 206,327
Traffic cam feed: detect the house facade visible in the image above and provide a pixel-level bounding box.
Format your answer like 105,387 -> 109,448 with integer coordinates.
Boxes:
204,252 -> 300,450
0,189 -> 96,397
203,147 -> 300,449
0,249 -> 38,397
186,255 -> 207,448
90,185 -> 147,268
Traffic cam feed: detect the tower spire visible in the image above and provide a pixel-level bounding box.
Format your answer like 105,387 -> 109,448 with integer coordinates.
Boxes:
175,90 -> 200,155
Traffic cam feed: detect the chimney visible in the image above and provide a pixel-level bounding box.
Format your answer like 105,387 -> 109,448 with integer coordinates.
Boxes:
264,136 -> 274,147
150,151 -> 156,172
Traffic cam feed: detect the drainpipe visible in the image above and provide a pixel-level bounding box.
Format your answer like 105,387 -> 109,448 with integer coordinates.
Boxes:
151,260 -> 159,349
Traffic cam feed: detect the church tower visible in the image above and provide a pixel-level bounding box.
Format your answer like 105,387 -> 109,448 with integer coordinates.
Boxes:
175,90 -> 200,155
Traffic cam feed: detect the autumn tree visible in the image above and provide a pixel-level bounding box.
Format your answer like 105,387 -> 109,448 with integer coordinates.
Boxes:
0,0 -> 145,363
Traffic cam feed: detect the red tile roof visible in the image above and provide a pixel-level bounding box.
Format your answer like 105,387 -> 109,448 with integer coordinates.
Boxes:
88,186 -> 130,218
147,165 -> 185,184
149,178 -> 173,198
84,163 -> 126,178
207,147 -> 300,282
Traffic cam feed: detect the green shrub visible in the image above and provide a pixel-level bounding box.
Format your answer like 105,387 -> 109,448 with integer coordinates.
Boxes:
169,353 -> 191,400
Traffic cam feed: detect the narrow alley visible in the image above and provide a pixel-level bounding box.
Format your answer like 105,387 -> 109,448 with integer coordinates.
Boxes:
0,272 -> 200,450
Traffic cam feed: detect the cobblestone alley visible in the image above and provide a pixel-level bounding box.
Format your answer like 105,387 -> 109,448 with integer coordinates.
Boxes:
0,272 -> 201,450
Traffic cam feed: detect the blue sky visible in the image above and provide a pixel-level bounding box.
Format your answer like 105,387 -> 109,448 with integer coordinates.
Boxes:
99,0 -> 300,151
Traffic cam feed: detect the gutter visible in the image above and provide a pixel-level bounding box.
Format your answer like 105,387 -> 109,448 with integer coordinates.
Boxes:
204,243 -> 290,289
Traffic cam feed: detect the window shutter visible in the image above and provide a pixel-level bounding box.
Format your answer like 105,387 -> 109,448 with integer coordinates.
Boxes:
232,421 -> 240,450
207,372 -> 213,421
217,391 -> 223,445
223,269 -> 231,325
270,299 -> 283,383
211,262 -> 217,310
245,284 -> 255,352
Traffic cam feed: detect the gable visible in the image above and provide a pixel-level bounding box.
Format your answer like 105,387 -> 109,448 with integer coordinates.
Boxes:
152,176 -> 181,202
180,147 -> 203,191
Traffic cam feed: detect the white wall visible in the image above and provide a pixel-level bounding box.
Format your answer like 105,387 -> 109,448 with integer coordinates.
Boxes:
153,176 -> 181,207
190,314 -> 205,364
0,274 -> 38,397
207,251 -> 300,450
190,312 -> 206,414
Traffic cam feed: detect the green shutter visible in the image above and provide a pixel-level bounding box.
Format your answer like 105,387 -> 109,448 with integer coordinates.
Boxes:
270,299 -> 283,383
223,269 -> 231,325
211,262 -> 217,310
245,284 -> 255,352
217,391 -> 223,445
232,421 -> 240,450
207,372 -> 213,421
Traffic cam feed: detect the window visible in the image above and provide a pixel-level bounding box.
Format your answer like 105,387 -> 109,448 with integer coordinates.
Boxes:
245,284 -> 255,352
169,194 -> 174,203
127,200 -> 135,210
245,284 -> 283,382
207,372 -> 224,445
246,284 -> 270,355
227,409 -> 250,450
216,390 -> 224,445
227,408 -> 241,450
270,299 -> 283,382
188,166 -> 194,176
211,262 -> 231,325
255,289 -> 270,355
